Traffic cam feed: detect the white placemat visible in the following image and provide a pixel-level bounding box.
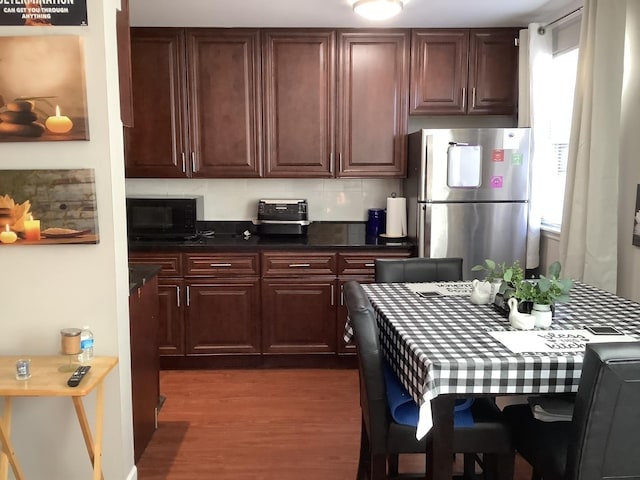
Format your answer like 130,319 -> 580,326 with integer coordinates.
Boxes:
405,281 -> 472,296
487,328 -> 638,354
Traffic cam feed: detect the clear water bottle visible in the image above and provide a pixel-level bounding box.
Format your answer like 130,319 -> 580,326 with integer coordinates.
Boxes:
79,326 -> 94,364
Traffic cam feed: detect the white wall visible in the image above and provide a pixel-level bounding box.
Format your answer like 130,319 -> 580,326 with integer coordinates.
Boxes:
0,1 -> 134,479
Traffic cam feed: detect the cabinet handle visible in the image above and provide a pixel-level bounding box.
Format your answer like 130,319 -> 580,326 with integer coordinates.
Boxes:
186,285 -> 190,307
331,284 -> 335,306
471,88 -> 476,109
176,285 -> 181,308
462,88 -> 467,108
289,263 -> 310,268
210,263 -> 232,267
338,152 -> 343,172
330,152 -> 334,174
181,152 -> 186,173
340,284 -> 344,306
364,263 -> 375,267
191,152 -> 197,173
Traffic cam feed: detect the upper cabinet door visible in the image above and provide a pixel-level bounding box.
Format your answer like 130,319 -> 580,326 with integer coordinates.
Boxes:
116,0 -> 133,127
126,28 -> 188,178
187,29 -> 262,178
262,30 -> 336,178
468,29 -> 519,115
410,30 -> 469,115
337,30 -> 409,178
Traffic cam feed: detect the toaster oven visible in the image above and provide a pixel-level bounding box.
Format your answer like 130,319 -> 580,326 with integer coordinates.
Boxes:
253,199 -> 310,236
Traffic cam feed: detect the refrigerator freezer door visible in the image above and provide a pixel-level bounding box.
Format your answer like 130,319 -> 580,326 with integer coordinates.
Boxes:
417,201 -> 528,280
406,128 -> 530,203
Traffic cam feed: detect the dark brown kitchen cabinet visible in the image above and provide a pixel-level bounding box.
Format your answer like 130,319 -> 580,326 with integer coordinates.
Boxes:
185,279 -> 261,355
128,252 -> 185,356
337,30 -> 409,177
116,0 -> 133,127
336,250 -> 412,354
184,253 -> 261,355
261,252 -> 337,354
262,279 -> 337,354
129,274 -> 160,462
262,29 -> 408,178
130,247 -> 413,367
262,29 -> 335,178
410,28 -> 519,116
125,28 -> 262,178
157,277 -> 185,356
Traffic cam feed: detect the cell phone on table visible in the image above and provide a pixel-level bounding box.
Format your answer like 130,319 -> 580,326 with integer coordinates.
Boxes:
584,325 -> 623,335
417,291 -> 441,298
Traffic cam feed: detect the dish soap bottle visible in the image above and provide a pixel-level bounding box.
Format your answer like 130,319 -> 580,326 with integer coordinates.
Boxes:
78,326 -> 94,364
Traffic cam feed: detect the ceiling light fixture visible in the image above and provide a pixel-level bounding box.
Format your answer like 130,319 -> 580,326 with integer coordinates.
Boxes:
353,0 -> 403,21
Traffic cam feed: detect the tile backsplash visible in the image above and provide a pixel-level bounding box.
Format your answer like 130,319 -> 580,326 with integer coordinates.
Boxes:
125,178 -> 402,221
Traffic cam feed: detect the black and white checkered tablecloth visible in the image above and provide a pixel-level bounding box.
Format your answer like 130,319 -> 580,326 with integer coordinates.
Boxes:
344,281 -> 640,408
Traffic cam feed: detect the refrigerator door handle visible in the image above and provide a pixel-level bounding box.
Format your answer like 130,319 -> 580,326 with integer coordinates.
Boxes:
418,203 -> 427,257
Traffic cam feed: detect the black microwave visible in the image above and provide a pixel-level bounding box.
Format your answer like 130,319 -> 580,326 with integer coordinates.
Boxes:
126,196 -> 204,240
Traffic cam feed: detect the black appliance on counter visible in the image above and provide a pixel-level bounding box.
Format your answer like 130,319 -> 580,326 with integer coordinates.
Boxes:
126,196 -> 204,240
253,199 -> 310,236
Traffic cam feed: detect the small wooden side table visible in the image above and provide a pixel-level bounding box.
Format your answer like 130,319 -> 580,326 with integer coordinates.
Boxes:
0,356 -> 118,480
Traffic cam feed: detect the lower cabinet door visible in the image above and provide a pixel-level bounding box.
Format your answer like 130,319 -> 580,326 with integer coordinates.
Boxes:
261,278 -> 337,354
157,278 -> 185,356
186,279 -> 261,355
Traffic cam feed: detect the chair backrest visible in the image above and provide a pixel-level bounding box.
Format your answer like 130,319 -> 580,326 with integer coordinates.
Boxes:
374,257 -> 463,283
567,341 -> 640,480
343,280 -> 390,455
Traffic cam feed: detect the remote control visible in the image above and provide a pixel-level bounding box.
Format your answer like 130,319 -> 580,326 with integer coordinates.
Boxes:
67,365 -> 91,387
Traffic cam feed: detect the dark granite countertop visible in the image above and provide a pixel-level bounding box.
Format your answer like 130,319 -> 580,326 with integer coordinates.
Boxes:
128,263 -> 162,294
128,221 -> 415,253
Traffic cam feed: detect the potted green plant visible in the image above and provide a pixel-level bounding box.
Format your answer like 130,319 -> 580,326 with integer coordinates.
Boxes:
471,259 -> 505,283
497,261 -> 571,326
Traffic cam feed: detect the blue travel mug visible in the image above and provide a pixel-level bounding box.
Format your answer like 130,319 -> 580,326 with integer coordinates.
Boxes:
366,208 -> 386,237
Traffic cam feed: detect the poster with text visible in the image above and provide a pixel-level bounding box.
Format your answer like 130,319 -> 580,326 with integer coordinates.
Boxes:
0,169 -> 99,245
634,184 -> 640,247
0,35 -> 89,142
0,0 -> 87,26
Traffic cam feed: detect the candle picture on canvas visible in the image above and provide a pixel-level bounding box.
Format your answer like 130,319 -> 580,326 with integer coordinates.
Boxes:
0,35 -> 89,143
0,169 -> 99,246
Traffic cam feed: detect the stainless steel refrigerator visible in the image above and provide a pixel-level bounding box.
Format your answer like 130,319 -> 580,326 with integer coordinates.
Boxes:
404,128 -> 531,279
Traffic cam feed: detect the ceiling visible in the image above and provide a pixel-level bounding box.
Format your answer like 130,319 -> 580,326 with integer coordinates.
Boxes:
129,0 -> 584,29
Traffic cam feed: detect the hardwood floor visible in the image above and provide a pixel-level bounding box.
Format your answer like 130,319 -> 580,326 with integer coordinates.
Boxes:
136,369 -> 533,480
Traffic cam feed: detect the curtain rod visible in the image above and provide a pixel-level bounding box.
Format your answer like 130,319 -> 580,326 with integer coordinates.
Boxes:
537,6 -> 583,35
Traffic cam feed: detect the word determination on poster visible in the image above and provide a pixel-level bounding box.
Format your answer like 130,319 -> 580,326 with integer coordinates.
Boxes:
0,0 -> 87,26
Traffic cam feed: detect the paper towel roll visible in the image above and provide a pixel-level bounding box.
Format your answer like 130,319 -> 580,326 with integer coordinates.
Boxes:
385,196 -> 407,238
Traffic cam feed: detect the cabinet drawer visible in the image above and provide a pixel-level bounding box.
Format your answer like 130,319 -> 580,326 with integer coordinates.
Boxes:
128,252 -> 182,277
338,251 -> 412,276
184,253 -> 259,277
262,252 -> 337,277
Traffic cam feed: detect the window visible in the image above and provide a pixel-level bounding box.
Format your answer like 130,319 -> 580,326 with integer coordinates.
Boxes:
540,47 -> 579,230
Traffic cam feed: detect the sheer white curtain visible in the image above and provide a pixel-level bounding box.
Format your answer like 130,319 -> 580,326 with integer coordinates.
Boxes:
559,0 -> 627,292
518,24 -> 553,271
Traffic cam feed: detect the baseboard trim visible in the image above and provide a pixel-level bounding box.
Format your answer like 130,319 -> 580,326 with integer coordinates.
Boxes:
126,465 -> 138,480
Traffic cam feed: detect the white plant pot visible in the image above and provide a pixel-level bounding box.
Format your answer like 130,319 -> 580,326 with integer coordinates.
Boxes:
532,303 -> 553,328
489,280 -> 502,303
470,279 -> 491,304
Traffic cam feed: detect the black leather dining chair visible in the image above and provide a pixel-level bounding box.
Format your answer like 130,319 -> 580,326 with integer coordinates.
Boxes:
374,257 -> 464,283
344,280 -> 514,480
502,341 -> 640,480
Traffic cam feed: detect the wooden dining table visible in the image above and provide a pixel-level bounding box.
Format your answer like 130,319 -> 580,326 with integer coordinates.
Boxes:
344,281 -> 640,480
